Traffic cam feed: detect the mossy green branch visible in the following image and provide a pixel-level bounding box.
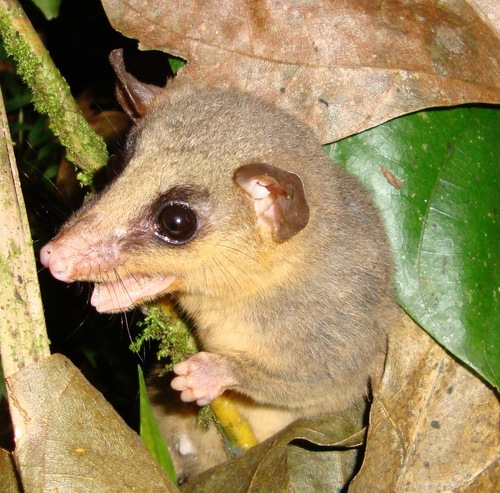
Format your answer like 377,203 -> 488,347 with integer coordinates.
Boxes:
133,301 -> 258,451
131,303 -> 197,367
0,0 -> 108,181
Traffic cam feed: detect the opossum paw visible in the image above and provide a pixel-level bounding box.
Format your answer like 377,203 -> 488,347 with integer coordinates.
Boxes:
172,352 -> 238,406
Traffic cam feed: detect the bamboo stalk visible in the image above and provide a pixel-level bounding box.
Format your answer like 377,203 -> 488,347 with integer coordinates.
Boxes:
0,86 -> 50,440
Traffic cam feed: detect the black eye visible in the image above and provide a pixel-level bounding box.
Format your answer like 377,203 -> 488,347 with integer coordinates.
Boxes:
155,202 -> 198,244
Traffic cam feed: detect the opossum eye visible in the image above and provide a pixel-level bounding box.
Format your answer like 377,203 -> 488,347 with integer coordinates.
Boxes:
155,202 -> 198,245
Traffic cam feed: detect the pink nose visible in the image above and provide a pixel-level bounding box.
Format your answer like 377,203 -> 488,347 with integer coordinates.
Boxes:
39,243 -> 75,283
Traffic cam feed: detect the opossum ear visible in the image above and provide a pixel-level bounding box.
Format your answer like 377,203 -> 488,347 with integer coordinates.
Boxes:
109,49 -> 163,120
234,163 -> 309,241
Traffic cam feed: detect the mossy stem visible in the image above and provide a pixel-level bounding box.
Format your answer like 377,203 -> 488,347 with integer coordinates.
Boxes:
0,86 -> 50,440
0,0 -> 108,181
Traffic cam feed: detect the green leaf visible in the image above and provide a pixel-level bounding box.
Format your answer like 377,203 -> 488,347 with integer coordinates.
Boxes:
29,0 -> 62,20
138,366 -> 177,485
27,114 -> 53,148
4,91 -> 32,112
167,56 -> 185,75
326,106 -> 499,389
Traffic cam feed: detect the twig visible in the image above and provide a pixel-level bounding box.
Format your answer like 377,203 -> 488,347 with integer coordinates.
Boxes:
153,301 -> 258,450
0,0 -> 108,182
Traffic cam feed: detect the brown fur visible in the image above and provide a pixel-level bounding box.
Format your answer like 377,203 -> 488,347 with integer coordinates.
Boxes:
41,70 -> 397,423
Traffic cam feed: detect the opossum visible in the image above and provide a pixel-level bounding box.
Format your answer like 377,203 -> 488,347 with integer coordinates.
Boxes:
40,49 -> 398,477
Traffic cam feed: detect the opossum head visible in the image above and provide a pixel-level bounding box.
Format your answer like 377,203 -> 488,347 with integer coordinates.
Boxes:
40,50 -> 314,313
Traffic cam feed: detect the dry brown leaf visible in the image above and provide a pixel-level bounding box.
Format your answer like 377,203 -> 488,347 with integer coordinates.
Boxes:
0,449 -> 20,493
102,0 -> 500,143
55,87 -> 132,207
8,354 -> 177,492
78,87 -> 131,143
181,411 -> 365,493
469,0 -> 500,37
380,165 -> 403,189
350,316 -> 500,492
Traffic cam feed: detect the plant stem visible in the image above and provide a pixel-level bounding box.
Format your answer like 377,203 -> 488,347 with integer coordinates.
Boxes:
155,301 -> 258,449
0,86 -> 50,439
0,0 -> 108,181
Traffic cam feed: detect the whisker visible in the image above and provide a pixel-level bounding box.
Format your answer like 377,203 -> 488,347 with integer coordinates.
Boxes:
207,261 -> 223,299
89,99 -> 128,148
112,266 -> 134,306
119,301 -> 135,347
217,242 -> 268,272
218,251 -> 261,294
212,256 -> 237,297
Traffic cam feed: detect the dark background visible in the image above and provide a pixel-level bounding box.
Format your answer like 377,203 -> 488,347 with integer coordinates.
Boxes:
0,0 -> 173,449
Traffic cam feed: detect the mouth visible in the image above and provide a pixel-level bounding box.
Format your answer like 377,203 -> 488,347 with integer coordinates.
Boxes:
90,273 -> 177,312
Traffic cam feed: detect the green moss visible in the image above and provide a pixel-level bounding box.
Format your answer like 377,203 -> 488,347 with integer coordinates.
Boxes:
0,254 -> 11,283
131,305 -> 197,370
76,170 -> 94,187
0,6 -> 108,178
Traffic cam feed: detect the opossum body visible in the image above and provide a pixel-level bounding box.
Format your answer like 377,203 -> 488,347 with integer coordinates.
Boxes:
41,57 -> 397,421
